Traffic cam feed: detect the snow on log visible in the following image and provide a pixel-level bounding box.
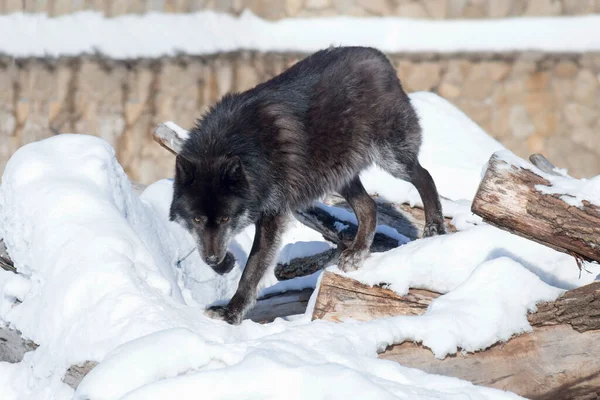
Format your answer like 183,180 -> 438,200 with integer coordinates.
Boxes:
472,152 -> 600,264
312,271 -> 600,399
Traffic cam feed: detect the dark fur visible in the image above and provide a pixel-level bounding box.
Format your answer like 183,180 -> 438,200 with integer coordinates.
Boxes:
170,46 -> 445,324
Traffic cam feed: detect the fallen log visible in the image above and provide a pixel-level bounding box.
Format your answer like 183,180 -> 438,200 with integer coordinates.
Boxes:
246,288 -> 313,323
275,248 -> 340,281
312,271 -> 439,322
312,271 -> 600,399
472,152 -> 600,264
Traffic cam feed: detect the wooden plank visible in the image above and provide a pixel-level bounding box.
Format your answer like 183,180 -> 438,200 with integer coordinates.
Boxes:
472,152 -> 600,263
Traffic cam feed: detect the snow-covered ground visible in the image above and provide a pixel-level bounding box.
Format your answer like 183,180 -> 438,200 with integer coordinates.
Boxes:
0,92 -> 598,399
2,11 -> 600,58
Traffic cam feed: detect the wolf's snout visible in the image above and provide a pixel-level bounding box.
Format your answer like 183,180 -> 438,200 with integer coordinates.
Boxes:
207,252 -> 235,275
205,254 -> 219,265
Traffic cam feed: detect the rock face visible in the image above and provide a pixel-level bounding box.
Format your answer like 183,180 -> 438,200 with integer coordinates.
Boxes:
4,0 -> 600,19
1,2 -> 599,182
1,52 -> 599,183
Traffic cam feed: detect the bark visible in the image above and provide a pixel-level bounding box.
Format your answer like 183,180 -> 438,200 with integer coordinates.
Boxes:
471,152 -> 600,264
312,271 -> 600,399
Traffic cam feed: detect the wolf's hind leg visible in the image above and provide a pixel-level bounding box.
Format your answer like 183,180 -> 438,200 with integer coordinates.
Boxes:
380,148 -> 446,238
336,176 -> 377,272
407,161 -> 446,237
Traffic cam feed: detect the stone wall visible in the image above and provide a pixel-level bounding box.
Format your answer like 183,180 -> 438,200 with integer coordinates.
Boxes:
1,52 -> 599,184
1,0 -> 600,19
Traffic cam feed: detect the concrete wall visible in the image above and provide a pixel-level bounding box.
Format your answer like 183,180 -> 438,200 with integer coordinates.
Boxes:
2,0 -> 599,19
2,51 -> 598,184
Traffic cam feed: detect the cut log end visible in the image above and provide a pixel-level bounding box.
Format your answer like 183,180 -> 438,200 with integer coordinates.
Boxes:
472,152 -> 600,264
311,271 -> 439,322
152,123 -> 185,155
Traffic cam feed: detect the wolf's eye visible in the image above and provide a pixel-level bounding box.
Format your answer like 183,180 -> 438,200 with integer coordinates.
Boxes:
194,217 -> 203,223
221,216 -> 230,223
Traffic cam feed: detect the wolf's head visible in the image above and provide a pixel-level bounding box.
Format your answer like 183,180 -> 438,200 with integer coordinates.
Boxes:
170,153 -> 253,271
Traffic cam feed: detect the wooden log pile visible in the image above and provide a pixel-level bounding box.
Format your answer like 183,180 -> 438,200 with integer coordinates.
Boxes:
1,122 -> 598,398
312,271 -> 600,400
308,151 -> 600,399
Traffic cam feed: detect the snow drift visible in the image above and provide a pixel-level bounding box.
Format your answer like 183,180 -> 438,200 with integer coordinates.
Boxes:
3,11 -> 600,59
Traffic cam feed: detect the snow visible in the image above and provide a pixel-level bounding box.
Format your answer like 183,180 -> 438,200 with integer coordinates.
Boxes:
3,11 -> 600,59
0,92 -> 598,399
538,175 -> 600,207
0,356 -> 73,400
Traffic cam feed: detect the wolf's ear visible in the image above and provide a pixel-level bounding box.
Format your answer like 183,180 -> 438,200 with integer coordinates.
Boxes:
175,155 -> 195,183
223,156 -> 245,183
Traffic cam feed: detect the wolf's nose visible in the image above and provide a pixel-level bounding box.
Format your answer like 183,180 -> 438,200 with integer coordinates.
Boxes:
205,255 -> 218,265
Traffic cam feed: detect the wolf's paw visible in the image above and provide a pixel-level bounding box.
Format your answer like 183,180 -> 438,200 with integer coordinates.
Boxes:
423,221 -> 446,238
204,305 -> 242,325
337,247 -> 368,273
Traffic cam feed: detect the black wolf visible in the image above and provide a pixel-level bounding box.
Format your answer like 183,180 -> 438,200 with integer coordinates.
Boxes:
170,46 -> 445,324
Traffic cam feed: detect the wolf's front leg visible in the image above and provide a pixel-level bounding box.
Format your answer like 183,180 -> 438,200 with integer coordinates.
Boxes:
205,213 -> 287,325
